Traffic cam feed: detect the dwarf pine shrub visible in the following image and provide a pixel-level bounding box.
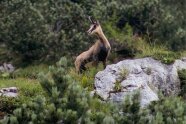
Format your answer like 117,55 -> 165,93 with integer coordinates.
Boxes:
1,57 -> 186,124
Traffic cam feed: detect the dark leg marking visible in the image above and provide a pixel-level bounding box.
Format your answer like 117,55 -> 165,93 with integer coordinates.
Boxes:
80,64 -> 86,73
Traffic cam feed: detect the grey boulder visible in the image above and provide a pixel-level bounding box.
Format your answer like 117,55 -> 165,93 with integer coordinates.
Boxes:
94,57 -> 186,107
0,63 -> 15,73
0,87 -> 18,97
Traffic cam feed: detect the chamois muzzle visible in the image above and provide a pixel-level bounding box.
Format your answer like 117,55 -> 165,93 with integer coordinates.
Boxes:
87,16 -> 97,35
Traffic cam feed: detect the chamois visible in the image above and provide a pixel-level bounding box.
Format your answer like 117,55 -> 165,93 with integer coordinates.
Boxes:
75,17 -> 111,73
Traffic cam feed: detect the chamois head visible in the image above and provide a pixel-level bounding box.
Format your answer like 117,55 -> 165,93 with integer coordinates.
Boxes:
87,16 -> 101,35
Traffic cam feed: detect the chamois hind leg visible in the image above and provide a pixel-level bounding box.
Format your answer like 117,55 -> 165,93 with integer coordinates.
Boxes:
80,64 -> 86,73
75,59 -> 81,73
103,53 -> 110,69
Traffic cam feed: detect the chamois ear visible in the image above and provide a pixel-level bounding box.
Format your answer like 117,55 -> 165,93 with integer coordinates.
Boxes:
96,20 -> 100,25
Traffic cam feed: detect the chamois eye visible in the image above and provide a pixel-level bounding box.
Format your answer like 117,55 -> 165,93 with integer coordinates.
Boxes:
93,25 -> 96,29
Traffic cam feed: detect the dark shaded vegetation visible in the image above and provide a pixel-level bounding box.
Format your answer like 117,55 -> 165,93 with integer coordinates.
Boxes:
178,69 -> 186,99
0,0 -> 186,66
0,97 -> 18,119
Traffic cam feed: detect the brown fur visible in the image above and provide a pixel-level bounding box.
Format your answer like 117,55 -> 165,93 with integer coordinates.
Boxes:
75,20 -> 111,73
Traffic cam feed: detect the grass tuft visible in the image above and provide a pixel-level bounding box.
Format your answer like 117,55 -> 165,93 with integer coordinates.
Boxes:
69,64 -> 104,90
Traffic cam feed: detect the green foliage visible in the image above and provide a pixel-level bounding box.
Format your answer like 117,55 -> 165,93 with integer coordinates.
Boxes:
103,116 -> 115,124
134,38 -> 182,64
114,80 -> 122,92
113,68 -> 128,92
1,57 -> 186,123
0,0 -> 91,63
0,72 -> 10,79
0,78 -> 43,97
104,22 -> 183,64
0,0 -> 48,63
12,64 -> 49,79
0,45 -> 11,64
148,96 -> 186,124
0,97 -> 20,119
119,68 -> 129,81
118,93 -> 142,124
0,67 -> 13,79
1,57 -> 91,123
105,23 -> 139,59
152,51 -> 181,64
0,58 -> 138,123
80,75 -> 93,90
178,69 -> 186,99
107,0 -> 186,50
69,64 -> 104,91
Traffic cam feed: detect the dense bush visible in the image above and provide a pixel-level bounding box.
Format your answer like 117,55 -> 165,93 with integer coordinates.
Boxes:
0,97 -> 20,119
0,77 -> 44,119
0,0 -> 185,65
102,0 -> 186,50
148,96 -> 186,124
0,88 -> 43,120
0,0 -> 91,63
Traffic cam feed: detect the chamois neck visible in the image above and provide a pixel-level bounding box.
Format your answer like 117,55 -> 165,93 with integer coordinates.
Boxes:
97,30 -> 110,48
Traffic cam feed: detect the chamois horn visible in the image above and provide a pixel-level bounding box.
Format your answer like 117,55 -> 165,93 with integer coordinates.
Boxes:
88,16 -> 94,24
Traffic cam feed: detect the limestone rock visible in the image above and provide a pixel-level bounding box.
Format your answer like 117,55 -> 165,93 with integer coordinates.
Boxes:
94,57 -> 186,107
0,63 -> 15,73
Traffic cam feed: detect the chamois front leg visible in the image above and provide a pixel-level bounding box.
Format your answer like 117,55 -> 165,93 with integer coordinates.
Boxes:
102,60 -> 106,69
103,50 -> 111,69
